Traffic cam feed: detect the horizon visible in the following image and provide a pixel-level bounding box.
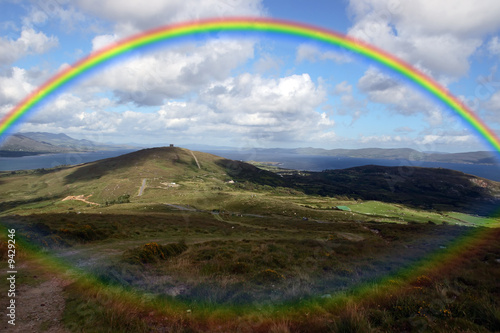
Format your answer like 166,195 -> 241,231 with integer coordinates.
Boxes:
9,130 -> 498,155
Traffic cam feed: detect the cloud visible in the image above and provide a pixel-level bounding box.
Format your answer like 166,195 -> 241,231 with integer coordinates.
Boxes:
330,81 -> 367,124
482,90 -> 500,124
0,28 -> 58,65
296,44 -> 352,64
488,36 -> 500,55
82,38 -> 256,106
253,54 -> 283,74
76,0 -> 265,37
197,73 -> 333,144
91,34 -> 118,51
333,81 -> 352,95
19,72 -> 335,146
357,67 -> 445,125
0,67 -> 35,108
201,73 -> 326,114
347,0 -> 500,79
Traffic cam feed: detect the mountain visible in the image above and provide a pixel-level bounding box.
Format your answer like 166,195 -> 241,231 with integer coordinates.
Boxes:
0,134 -> 74,156
20,132 -> 97,149
0,132 -> 135,156
292,147 -> 498,165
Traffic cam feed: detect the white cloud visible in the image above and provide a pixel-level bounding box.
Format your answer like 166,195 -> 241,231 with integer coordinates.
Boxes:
0,67 -> 35,108
91,34 -> 118,51
482,90 -> 500,124
0,28 -> 58,65
19,72 -> 335,146
296,44 -> 352,64
359,134 -> 405,144
82,38 -> 256,106
201,73 -> 326,114
253,54 -> 283,74
76,0 -> 265,37
347,0 -> 500,79
333,81 -> 352,95
417,134 -> 476,145
357,67 -> 445,125
488,36 -> 500,55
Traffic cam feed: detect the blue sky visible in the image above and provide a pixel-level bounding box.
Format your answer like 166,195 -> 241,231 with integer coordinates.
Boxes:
1,0 -> 500,152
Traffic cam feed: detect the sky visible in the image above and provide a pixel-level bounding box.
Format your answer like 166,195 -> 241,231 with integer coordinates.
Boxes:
1,0 -> 500,153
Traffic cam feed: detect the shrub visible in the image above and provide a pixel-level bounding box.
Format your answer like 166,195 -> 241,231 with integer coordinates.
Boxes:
230,262 -> 250,274
123,241 -> 188,264
106,194 -> 131,206
411,275 -> 433,288
253,269 -> 285,284
58,224 -> 106,243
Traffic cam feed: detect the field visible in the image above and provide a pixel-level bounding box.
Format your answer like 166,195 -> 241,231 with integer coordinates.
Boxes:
0,148 -> 499,332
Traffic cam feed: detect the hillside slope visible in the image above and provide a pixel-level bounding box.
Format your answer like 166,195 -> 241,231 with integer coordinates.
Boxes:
286,165 -> 500,213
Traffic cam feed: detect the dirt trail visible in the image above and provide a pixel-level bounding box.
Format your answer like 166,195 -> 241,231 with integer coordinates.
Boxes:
190,151 -> 201,169
62,194 -> 99,206
138,178 -> 147,196
1,274 -> 70,333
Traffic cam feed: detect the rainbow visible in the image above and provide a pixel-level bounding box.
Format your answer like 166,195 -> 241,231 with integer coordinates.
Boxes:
1,17 -> 500,330
1,17 -> 500,155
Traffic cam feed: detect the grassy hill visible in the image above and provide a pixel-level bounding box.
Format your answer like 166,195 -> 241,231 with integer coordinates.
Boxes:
285,165 -> 500,214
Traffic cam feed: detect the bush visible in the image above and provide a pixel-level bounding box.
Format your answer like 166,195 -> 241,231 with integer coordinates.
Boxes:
252,269 -> 285,284
123,241 -> 188,264
106,194 -> 131,206
58,224 -> 106,243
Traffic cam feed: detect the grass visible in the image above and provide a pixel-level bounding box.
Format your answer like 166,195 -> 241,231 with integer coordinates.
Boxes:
2,204 -> 499,332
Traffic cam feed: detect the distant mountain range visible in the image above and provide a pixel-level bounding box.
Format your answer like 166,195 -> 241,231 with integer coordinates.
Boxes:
235,147 -> 498,165
0,132 -> 136,157
1,132 -> 497,165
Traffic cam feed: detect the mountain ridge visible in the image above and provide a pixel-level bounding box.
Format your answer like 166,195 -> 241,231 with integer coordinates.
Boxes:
0,132 -> 136,156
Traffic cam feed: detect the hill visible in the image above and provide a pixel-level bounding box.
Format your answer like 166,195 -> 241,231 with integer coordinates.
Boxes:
0,134 -> 70,155
0,132 -> 135,156
284,165 -> 500,213
0,146 -> 285,207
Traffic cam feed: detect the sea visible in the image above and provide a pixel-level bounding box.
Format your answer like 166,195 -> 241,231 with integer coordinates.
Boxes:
0,148 -> 499,182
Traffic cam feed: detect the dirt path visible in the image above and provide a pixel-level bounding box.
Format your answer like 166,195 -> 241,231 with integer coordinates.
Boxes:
138,178 -> 147,196
1,274 -> 70,333
62,194 -> 99,206
190,151 -> 201,169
